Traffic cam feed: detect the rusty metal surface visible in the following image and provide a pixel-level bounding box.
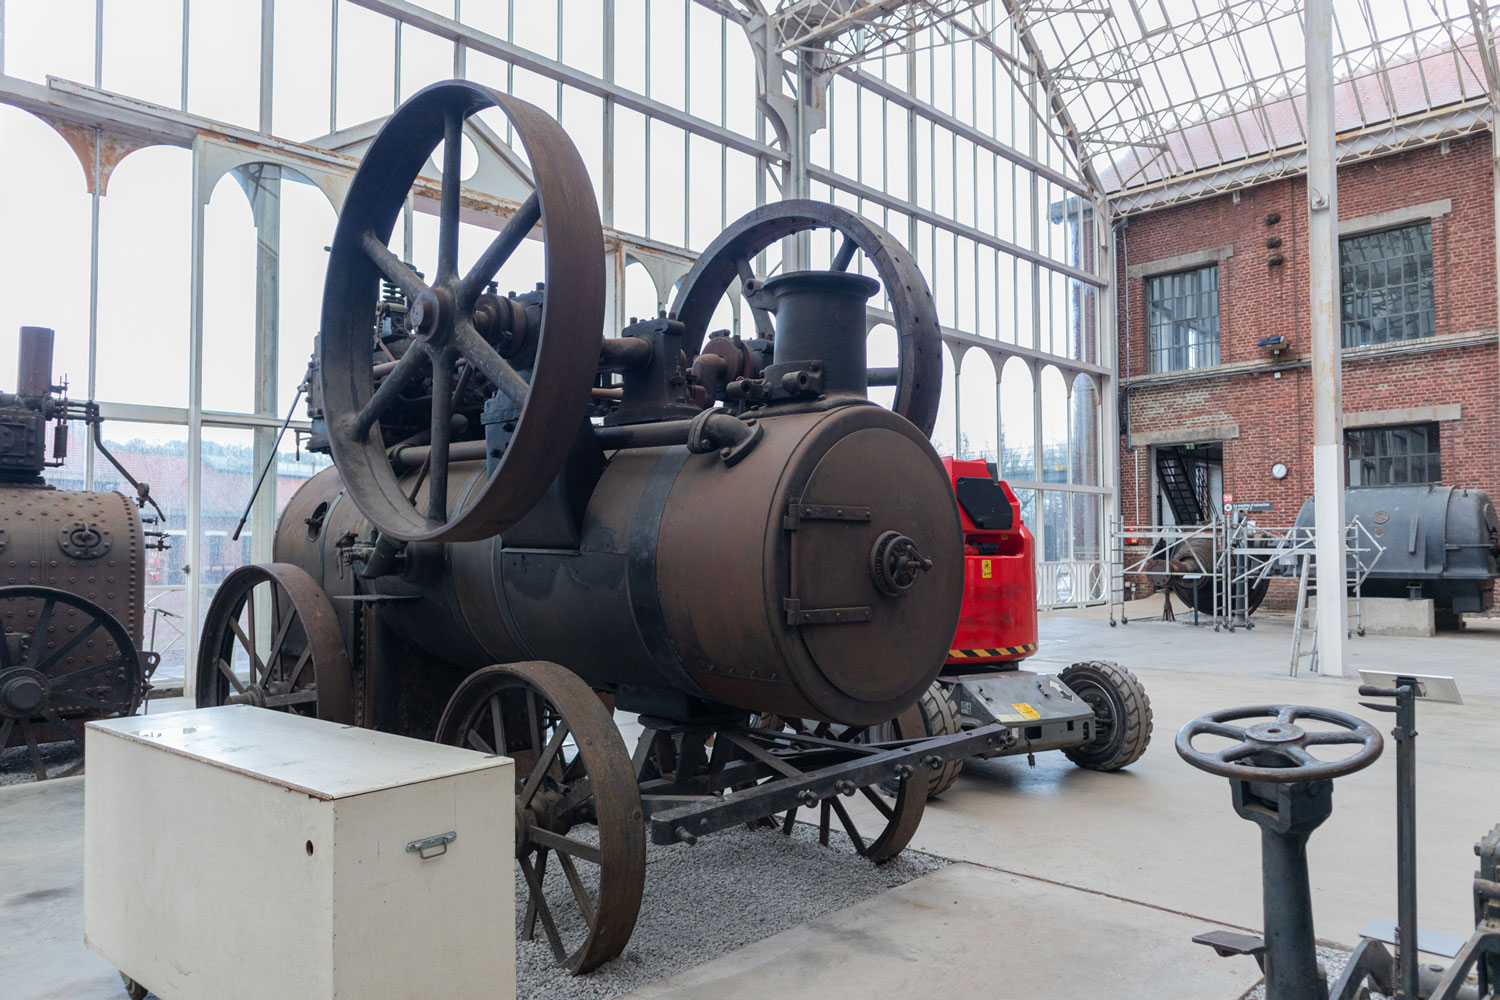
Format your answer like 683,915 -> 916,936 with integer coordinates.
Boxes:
319,81 -> 604,543
195,562 -> 354,724
434,660 -> 646,975
670,200 -> 943,437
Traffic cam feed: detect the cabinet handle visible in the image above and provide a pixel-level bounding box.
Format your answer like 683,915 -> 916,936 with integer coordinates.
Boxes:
405,831 -> 457,859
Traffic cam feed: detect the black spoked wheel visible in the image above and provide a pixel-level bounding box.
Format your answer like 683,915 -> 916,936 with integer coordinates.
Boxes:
0,586 -> 143,781
670,200 -> 942,436
1059,660 -> 1153,772
195,564 -> 353,723
435,661 -> 645,975
746,704 -> 928,861
320,80 -> 605,544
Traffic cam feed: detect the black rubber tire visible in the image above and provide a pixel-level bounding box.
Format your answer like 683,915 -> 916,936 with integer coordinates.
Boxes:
1059,660 -> 1153,772
916,682 -> 964,798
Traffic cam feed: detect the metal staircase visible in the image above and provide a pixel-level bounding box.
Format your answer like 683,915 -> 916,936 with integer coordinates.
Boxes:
1155,447 -> 1205,525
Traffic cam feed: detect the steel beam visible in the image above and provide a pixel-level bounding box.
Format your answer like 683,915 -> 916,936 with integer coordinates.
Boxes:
349,0 -> 786,165
1305,0 -> 1348,677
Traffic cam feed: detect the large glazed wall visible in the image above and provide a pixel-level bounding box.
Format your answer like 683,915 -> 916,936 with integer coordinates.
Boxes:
1115,134 -> 1500,534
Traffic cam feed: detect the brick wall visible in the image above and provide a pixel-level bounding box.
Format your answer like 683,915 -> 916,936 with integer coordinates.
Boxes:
1115,133 -> 1500,534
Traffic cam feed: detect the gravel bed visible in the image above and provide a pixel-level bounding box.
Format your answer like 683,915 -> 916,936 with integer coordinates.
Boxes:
515,823 -> 948,1000
0,739 -> 83,785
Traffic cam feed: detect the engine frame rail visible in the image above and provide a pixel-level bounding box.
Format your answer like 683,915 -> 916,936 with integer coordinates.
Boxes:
641,720 -> 1014,846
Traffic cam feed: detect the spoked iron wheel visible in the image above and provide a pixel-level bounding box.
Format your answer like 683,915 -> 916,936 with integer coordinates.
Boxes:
320,79 -> 605,543
195,564 -> 353,723
746,704 -> 928,862
0,586 -> 143,781
670,200 -> 942,436
435,661 -> 645,975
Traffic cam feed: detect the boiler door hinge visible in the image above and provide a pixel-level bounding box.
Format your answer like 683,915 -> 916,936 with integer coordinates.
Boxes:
783,597 -> 871,626
783,501 -> 871,531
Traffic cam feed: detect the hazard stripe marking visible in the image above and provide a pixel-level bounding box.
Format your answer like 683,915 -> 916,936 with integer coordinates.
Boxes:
946,643 -> 1037,658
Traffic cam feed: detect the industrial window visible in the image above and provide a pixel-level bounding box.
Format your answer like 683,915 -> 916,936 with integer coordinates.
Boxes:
1345,423 -> 1440,486
1146,265 -> 1219,372
1339,223 -> 1434,348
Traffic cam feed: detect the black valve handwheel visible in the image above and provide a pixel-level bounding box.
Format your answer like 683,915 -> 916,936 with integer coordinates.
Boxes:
1176,704 -> 1383,783
669,200 -> 942,437
320,80 -> 605,543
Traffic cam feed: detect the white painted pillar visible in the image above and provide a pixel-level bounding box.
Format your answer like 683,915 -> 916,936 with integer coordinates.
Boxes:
184,138 -> 209,699
1306,0 -> 1349,676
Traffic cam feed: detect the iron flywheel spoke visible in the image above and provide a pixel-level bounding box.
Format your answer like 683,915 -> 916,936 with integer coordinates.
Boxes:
436,108 -> 464,283
459,190 -> 540,307
355,347 -> 430,438
454,318 -> 529,405
361,230 -> 429,303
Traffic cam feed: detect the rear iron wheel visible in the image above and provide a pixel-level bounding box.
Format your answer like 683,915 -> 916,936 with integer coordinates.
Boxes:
746,704 -> 928,861
435,661 -> 645,975
1059,660 -> 1152,772
0,586 -> 143,781
195,564 -> 353,724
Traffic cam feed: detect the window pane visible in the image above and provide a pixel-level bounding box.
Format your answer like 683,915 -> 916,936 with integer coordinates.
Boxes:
1339,223 -> 1434,348
1344,423 -> 1440,486
1147,264 -> 1219,373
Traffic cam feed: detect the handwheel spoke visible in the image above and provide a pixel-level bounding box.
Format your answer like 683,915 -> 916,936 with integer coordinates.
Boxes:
829,798 -> 867,855
355,347 -> 429,438
427,352 -> 455,524
1304,730 -> 1363,745
459,191 -> 540,307
436,108 -> 464,282
1283,745 -> 1315,766
23,598 -> 56,667
1198,721 -> 1248,741
360,230 -> 428,303
1276,707 -> 1300,724
1217,741 -> 1260,763
454,318 -> 530,405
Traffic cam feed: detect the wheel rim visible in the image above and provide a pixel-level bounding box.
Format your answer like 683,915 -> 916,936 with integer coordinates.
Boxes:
435,662 -> 645,975
669,200 -> 942,436
0,586 -> 142,781
747,704 -> 927,862
320,80 -> 605,543
195,564 -> 352,723
1070,676 -> 1124,760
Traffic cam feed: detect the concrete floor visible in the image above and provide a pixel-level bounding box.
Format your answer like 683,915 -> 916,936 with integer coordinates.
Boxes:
3,600 -> 1496,999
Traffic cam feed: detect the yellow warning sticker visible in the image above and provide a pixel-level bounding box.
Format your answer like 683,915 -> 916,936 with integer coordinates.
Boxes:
1011,703 -> 1041,720
981,559 -> 993,579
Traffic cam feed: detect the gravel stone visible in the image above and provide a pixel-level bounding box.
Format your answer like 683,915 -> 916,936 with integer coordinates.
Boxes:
515,823 -> 948,1000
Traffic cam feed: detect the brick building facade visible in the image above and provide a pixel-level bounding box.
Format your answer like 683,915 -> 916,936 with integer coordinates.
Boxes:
1114,134 -> 1499,554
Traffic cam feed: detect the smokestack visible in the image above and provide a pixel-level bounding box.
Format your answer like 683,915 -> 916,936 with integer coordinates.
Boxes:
17,326 -> 55,397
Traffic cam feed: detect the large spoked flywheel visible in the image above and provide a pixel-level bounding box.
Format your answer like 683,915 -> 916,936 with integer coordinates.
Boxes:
670,201 -> 942,436
320,80 -> 605,543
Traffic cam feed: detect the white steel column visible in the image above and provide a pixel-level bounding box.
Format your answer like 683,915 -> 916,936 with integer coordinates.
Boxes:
1305,0 -> 1349,676
184,139 -> 209,699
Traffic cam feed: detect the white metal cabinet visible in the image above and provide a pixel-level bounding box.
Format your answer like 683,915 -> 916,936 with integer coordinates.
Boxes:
84,705 -> 514,1000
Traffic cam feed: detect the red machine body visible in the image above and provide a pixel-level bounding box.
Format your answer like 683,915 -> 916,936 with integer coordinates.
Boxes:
941,457 -> 1039,668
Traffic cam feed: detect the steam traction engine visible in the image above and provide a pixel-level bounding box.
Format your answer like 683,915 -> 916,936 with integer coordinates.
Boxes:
197,81 -> 1031,973
1,326 -> 163,780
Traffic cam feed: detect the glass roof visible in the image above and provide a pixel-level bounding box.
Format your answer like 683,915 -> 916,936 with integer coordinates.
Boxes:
1008,0 -> 1500,206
